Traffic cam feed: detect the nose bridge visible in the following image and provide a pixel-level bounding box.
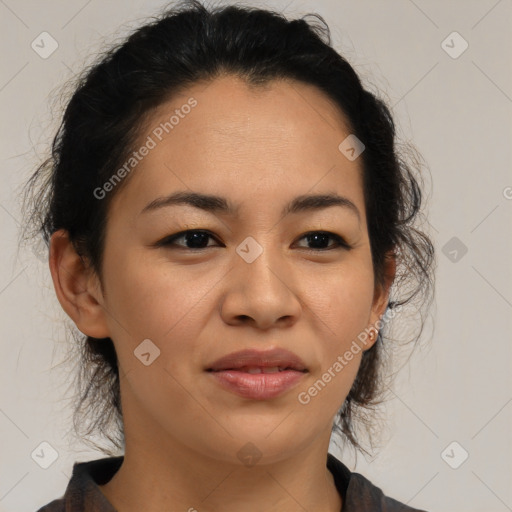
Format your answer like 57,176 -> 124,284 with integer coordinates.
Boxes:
220,232 -> 300,328
236,233 -> 287,295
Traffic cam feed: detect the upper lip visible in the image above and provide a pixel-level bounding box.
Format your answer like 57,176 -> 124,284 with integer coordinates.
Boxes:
206,348 -> 308,372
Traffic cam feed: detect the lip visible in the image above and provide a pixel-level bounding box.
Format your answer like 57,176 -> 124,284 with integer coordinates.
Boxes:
208,369 -> 306,400
206,348 -> 308,372
206,348 -> 308,400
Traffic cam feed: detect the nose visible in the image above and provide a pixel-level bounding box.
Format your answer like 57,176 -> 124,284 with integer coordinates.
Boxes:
219,244 -> 302,330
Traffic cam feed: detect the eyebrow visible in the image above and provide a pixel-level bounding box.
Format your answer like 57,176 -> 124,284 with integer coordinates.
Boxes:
140,191 -> 361,222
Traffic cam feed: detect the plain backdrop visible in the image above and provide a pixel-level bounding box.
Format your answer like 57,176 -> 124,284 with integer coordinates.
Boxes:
0,1 -> 511,511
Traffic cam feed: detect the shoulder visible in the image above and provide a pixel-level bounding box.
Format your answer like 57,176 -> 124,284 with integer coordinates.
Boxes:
35,499 -> 65,512
327,453 -> 429,512
34,456 -> 122,512
347,472 -> 428,512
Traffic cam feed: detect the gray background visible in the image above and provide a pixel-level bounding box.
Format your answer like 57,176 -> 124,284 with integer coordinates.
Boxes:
1,1 -> 511,511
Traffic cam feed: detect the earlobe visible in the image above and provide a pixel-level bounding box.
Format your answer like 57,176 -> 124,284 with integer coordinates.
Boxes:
49,229 -> 110,339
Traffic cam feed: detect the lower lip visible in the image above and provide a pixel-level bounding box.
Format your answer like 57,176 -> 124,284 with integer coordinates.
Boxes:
208,369 -> 306,400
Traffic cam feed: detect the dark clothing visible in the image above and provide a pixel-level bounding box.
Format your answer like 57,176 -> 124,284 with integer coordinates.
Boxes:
36,453 -> 428,511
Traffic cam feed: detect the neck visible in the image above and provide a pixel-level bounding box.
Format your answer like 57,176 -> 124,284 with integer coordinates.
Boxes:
100,427 -> 342,512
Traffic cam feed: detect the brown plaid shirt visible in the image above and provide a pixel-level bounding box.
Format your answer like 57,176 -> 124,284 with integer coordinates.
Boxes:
35,453 -> 428,511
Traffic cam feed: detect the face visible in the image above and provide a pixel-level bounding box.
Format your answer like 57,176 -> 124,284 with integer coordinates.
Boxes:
68,75 -> 392,465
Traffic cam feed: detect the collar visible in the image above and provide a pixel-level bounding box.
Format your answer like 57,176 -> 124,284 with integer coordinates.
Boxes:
37,453 -> 426,512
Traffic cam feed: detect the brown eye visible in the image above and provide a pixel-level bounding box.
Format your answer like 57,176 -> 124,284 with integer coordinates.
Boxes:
157,230 -> 221,250
295,231 -> 351,251
156,229 -> 351,252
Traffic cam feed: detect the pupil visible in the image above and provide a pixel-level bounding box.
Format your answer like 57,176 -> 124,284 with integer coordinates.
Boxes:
186,232 -> 209,248
308,233 -> 329,249
183,232 -> 330,249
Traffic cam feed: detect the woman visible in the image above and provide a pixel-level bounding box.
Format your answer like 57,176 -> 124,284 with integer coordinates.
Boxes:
24,0 -> 435,510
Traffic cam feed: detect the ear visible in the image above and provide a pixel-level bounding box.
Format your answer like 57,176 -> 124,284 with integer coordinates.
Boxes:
367,250 -> 397,348
49,229 -> 110,339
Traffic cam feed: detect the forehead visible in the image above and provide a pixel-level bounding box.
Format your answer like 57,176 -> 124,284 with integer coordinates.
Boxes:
109,74 -> 365,222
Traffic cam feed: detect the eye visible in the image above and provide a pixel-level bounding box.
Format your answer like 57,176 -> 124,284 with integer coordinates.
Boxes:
294,231 -> 352,251
155,229 -> 351,251
156,230 -> 221,250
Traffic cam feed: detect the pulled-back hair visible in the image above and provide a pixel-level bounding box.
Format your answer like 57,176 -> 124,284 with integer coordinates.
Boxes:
22,0 -> 435,456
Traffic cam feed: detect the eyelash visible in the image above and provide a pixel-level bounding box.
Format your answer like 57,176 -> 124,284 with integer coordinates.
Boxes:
155,229 -> 352,252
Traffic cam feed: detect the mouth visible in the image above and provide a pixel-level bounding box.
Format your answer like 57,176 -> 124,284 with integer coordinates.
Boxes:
207,366 -> 307,374
205,348 -> 308,400
206,347 -> 308,373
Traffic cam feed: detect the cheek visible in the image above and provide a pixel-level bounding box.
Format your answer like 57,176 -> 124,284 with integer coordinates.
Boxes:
295,280 -> 370,418
301,262 -> 374,396
102,250 -> 210,338
101,250 -> 221,385
301,260 -> 375,339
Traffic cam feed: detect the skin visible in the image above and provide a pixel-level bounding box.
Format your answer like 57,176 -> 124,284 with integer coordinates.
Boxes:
49,74 -> 396,512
